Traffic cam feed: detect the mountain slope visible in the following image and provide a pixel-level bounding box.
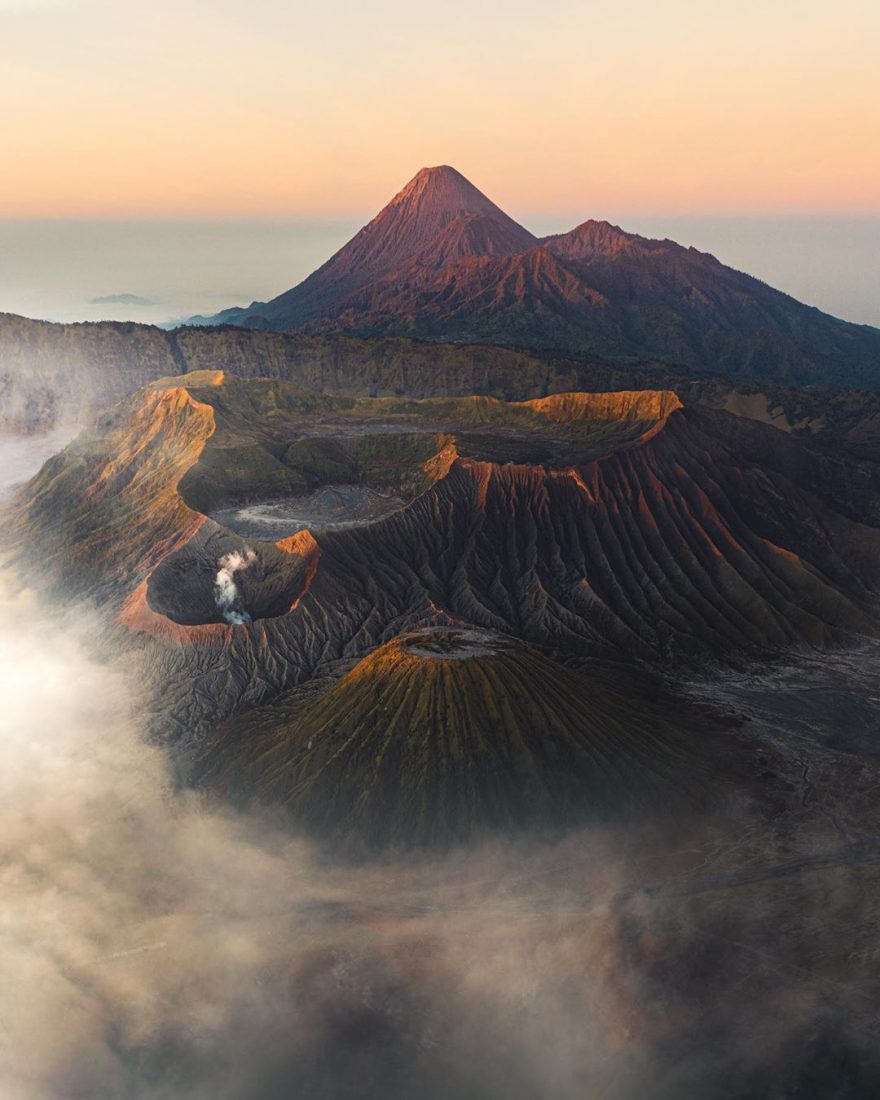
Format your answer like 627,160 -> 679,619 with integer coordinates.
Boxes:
196,628 -> 726,847
222,166 -> 537,331
209,167 -> 880,387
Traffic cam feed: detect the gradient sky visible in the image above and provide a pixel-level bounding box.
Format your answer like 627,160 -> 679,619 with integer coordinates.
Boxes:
1,0 -> 878,218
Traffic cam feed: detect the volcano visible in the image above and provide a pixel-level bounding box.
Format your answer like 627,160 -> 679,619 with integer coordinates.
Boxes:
196,628 -> 724,848
213,166 -> 537,332
10,374 -> 880,745
202,166 -> 880,388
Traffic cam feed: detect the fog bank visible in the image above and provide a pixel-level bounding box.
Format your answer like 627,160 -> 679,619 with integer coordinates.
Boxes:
2,569 -> 880,1099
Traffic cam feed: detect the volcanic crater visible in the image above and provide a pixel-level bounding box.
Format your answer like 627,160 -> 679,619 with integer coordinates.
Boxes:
10,373 -> 880,746
144,526 -> 311,627
114,380 -> 681,628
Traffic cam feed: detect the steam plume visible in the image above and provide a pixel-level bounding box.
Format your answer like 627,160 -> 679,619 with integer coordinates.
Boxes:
214,548 -> 256,624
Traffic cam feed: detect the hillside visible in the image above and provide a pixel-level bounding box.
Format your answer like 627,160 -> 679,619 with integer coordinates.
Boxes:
196,628 -> 727,848
202,166 -> 880,387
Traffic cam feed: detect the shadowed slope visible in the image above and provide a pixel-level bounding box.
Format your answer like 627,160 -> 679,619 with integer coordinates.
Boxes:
196,629 -> 725,848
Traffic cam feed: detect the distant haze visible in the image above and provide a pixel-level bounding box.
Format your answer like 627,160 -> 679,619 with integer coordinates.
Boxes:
1,214 -> 878,328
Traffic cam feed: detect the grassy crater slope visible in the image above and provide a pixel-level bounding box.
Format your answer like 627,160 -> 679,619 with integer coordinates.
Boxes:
196,628 -> 729,848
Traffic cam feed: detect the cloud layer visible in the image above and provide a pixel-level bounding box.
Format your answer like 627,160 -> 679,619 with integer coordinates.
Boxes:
3,568 -> 880,1099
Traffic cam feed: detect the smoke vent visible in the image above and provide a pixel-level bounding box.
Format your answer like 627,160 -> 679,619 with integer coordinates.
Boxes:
146,526 -> 309,627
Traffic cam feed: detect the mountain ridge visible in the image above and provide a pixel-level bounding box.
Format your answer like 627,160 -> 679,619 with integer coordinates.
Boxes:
201,166 -> 880,385
9,311 -> 880,461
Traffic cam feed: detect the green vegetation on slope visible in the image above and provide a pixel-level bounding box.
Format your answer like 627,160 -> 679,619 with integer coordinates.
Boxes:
196,629 -> 729,848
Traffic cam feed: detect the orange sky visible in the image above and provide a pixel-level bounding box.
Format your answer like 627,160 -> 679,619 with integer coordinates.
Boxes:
1,0 -> 878,218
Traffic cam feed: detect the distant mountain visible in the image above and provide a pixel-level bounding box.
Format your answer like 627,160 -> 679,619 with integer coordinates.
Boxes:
202,165 -> 880,387
208,166 -> 537,330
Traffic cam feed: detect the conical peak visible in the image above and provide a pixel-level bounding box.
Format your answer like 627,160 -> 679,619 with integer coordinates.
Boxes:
298,166 -> 535,286
411,164 -> 464,182
388,164 -> 510,220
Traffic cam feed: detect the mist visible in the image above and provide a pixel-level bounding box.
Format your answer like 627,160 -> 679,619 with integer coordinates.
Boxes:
2,216 -> 880,329
3,423 -> 880,1099
0,576 -> 642,1100
2,558 -> 880,1099
0,428 -> 80,497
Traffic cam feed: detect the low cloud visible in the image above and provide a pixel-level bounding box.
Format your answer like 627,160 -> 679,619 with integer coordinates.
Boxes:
89,294 -> 158,307
0,564 -> 879,1098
